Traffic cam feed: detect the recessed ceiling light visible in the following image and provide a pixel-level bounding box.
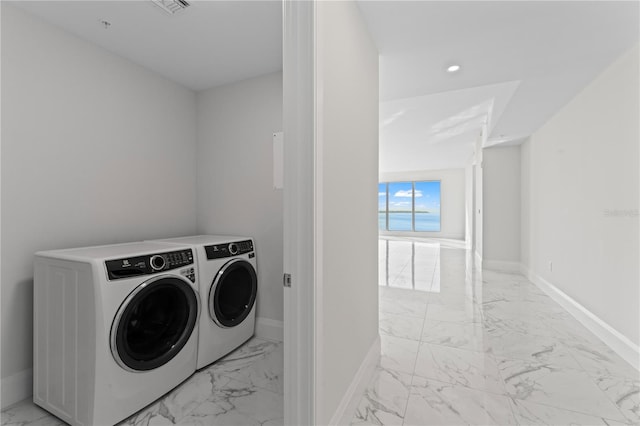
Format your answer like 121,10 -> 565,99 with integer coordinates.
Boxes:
447,64 -> 461,73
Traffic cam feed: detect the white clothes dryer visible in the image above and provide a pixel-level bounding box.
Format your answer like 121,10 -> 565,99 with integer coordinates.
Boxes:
151,235 -> 257,369
33,242 -> 200,426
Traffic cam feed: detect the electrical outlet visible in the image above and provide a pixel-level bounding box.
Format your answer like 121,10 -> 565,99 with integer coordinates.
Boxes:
548,261 -> 553,272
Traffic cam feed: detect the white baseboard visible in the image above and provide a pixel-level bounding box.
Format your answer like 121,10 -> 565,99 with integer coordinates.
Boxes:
527,270 -> 640,372
483,259 -> 522,273
329,334 -> 381,426
255,317 -> 284,342
1,368 -> 32,409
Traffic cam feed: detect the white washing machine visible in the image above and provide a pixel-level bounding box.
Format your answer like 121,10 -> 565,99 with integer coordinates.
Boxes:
33,242 -> 200,426
151,235 -> 257,369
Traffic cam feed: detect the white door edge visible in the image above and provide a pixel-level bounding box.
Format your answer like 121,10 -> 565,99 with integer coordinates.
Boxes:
283,1 -> 318,424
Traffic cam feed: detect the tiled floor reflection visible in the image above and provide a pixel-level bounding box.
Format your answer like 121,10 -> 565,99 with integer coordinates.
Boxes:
353,237 -> 639,425
1,338 -> 283,426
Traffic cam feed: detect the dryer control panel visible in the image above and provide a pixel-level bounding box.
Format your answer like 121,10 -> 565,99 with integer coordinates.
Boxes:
105,249 -> 194,281
205,240 -> 254,260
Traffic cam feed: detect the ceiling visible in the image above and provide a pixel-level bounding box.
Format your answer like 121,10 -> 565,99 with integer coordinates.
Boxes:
358,1 -> 639,172
11,0 -> 283,91
9,1 -> 640,174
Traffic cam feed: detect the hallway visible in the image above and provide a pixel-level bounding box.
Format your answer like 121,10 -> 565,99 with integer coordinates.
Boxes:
351,237 -> 639,425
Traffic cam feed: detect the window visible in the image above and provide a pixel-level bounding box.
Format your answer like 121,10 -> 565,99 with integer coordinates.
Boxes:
378,181 -> 441,232
388,182 -> 413,231
378,183 -> 387,231
414,181 -> 441,232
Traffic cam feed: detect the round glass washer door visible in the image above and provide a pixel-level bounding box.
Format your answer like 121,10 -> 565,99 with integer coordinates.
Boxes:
111,275 -> 199,371
209,258 -> 257,328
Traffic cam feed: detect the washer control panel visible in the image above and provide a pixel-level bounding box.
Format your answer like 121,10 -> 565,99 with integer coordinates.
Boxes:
205,240 -> 253,260
106,249 -> 194,281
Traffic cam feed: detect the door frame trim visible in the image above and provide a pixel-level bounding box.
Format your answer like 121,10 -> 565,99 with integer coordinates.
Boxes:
282,0 -> 319,424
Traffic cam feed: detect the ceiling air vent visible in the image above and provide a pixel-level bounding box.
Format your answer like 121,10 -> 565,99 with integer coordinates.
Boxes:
151,0 -> 190,15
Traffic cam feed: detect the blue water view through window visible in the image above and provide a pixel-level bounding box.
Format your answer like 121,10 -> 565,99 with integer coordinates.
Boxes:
414,181 -> 441,231
378,183 -> 387,230
378,181 -> 441,232
388,182 -> 412,231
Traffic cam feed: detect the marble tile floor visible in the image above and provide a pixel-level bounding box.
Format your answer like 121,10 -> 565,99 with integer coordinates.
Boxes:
353,237 -> 639,426
4,236 -> 638,426
1,337 -> 283,426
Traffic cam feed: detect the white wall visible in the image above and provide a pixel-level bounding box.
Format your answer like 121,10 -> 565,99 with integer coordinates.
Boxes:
483,145 -> 521,268
522,44 -> 639,346
1,4 -> 198,405
316,1 -> 379,423
196,72 -> 283,324
379,168 -> 466,240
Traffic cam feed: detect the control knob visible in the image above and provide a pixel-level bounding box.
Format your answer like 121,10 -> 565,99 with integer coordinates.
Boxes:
150,255 -> 166,271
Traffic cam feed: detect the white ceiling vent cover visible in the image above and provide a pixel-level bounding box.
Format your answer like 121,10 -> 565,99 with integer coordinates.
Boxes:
151,0 -> 190,15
